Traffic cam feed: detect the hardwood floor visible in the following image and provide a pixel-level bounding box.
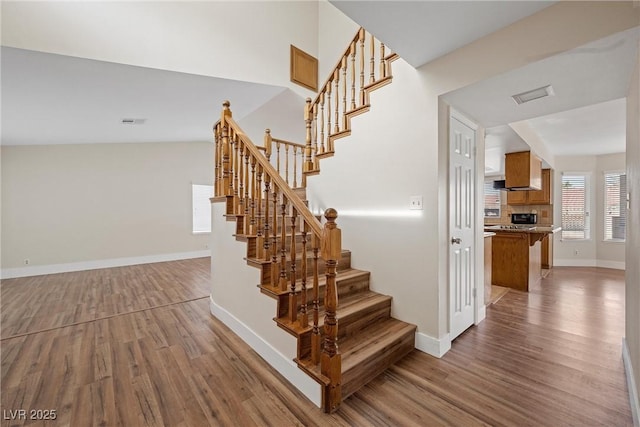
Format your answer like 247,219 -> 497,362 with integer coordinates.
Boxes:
1,261 -> 632,426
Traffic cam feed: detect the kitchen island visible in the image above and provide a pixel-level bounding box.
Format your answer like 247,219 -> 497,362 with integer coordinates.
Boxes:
484,226 -> 561,292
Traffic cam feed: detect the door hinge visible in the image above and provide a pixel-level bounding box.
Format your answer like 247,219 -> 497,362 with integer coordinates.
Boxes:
473,288 -> 477,298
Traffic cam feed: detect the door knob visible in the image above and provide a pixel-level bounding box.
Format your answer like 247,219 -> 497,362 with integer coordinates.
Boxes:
451,237 -> 462,245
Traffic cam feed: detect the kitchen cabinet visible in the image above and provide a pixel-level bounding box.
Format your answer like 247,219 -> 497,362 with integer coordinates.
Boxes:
505,151 -> 542,190
507,168 -> 552,205
484,234 -> 493,305
491,231 -> 543,292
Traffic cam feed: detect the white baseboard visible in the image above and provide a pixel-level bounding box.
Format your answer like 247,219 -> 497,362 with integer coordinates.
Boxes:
415,331 -> 451,358
0,250 -> 211,279
554,259 -> 625,270
623,338 -> 640,427
209,296 -> 321,408
597,260 -> 626,270
554,259 -> 597,268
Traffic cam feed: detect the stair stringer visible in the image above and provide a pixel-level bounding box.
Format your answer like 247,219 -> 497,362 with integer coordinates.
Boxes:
209,200 -> 322,407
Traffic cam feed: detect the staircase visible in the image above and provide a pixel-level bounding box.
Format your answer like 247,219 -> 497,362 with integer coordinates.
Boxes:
211,28 -> 415,413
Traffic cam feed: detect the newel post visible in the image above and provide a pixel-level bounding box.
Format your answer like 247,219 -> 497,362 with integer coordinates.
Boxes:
303,98 -> 314,174
321,208 -> 342,412
264,129 -> 272,161
221,101 -> 233,196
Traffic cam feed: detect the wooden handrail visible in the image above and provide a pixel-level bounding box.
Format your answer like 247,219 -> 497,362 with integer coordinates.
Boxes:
312,28 -> 363,107
304,28 -> 395,173
229,118 -> 322,236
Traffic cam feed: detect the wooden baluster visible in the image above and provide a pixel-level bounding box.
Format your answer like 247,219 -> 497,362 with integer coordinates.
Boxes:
279,196 -> 288,291
293,146 -> 298,188
249,156 -> 256,235
285,144 -> 290,185
350,41 -> 356,111
288,208 -> 298,323
264,129 -> 272,162
326,81 -> 332,140
300,223 -> 308,328
214,124 -> 220,196
311,234 -> 321,364
359,29 -> 365,106
256,164 -> 263,258
263,175 -> 271,262
243,152 -> 249,234
370,35 -> 375,84
380,42 -> 386,78
334,70 -> 340,134
320,93 -> 325,154
276,140 -> 281,176
221,125 -> 231,196
304,98 -> 314,176
238,142 -> 245,216
232,130 -> 239,210
312,103 -> 318,168
221,101 -> 232,196
321,208 -> 342,413
228,129 -> 235,198
271,185 -> 279,287
342,57 -> 347,129
243,151 -> 250,234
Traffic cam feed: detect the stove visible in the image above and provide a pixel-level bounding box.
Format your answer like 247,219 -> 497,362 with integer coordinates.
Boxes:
485,224 -> 537,231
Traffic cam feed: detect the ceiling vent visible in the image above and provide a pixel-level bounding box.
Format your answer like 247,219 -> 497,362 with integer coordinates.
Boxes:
121,118 -> 146,125
511,85 -> 554,105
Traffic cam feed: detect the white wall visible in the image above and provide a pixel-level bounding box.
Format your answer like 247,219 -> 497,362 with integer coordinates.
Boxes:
1,142 -> 212,277
624,40 -> 640,424
0,1 -> 319,98
552,153 -> 626,269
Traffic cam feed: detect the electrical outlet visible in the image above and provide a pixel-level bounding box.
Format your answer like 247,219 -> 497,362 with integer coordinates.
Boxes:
409,196 -> 423,210
574,250 -> 579,256
24,259 -> 30,265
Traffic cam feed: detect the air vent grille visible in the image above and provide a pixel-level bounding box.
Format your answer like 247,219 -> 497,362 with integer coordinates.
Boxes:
121,118 -> 146,125
512,85 -> 554,105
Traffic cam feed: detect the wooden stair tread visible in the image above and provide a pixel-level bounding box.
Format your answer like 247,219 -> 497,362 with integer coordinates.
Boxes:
275,290 -> 389,334
296,318 -> 416,397
259,268 -> 369,297
339,318 -> 415,373
246,248 -> 351,267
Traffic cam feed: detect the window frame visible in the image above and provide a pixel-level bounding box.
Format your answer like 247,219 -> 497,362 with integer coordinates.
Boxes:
192,183 -> 213,234
560,172 -> 591,241
603,170 -> 626,243
483,179 -> 502,219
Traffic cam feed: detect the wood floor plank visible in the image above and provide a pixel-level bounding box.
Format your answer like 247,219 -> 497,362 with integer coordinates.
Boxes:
1,260 -> 633,426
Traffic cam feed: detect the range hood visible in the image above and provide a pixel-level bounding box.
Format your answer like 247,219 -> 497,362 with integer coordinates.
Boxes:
492,179 -> 521,191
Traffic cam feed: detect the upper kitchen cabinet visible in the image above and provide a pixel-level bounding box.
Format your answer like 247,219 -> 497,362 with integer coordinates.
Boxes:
505,151 -> 542,190
507,168 -> 553,205
527,168 -> 552,204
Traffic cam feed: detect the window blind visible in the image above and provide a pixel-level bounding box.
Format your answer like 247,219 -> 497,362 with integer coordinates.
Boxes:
484,181 -> 501,218
561,174 -> 589,240
604,172 -> 626,241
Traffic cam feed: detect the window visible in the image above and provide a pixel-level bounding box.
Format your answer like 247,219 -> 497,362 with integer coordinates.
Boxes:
604,172 -> 626,241
561,173 -> 590,240
192,184 -> 213,233
484,181 -> 501,218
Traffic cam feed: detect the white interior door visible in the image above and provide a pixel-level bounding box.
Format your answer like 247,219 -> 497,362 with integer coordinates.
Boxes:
449,114 -> 476,340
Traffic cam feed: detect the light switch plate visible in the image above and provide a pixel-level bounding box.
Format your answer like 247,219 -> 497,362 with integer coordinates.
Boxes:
409,196 -> 423,210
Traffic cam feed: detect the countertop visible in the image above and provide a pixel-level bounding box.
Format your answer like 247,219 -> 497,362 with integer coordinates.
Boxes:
484,232 -> 496,238
484,225 -> 562,234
